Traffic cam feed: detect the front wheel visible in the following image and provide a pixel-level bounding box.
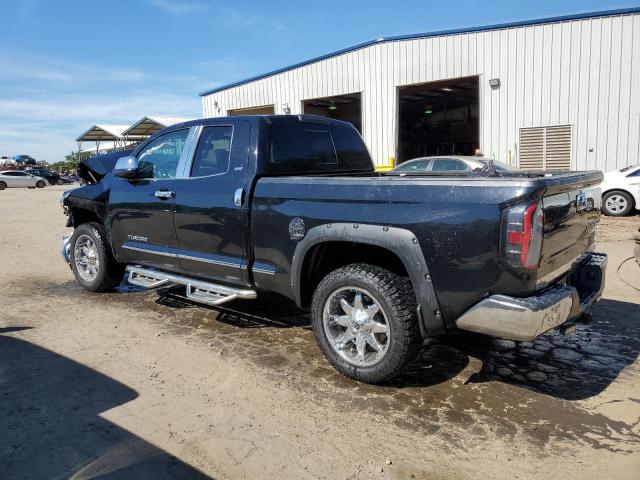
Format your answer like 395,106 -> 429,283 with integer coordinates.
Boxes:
0,181 -> 6,190
311,264 -> 421,384
36,180 -> 46,188
56,178 -> 64,185
69,223 -> 125,292
602,190 -> 634,216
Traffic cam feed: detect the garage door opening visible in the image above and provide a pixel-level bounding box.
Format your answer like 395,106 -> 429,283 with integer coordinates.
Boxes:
302,93 -> 362,133
228,105 -> 275,116
397,77 -> 479,164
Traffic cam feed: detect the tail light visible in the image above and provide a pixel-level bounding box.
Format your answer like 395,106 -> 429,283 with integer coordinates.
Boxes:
501,201 -> 544,270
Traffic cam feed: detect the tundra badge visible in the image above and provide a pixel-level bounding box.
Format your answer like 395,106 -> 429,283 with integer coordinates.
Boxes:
127,234 -> 149,243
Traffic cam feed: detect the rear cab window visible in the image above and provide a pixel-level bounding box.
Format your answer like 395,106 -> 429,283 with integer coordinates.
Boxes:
268,119 -> 373,175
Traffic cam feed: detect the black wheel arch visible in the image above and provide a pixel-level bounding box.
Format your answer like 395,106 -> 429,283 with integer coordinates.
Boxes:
291,223 -> 444,335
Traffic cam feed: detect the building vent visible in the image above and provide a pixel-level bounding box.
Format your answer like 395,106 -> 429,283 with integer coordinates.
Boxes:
519,125 -> 571,170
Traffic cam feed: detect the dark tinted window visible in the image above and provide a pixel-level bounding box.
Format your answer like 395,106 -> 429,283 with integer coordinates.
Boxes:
626,167 -> 640,177
431,159 -> 469,171
191,126 -> 233,177
268,120 -> 372,174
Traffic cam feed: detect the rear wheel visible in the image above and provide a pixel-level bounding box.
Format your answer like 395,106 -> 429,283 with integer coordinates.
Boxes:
0,181 -> 6,190
602,190 -> 634,216
36,180 -> 46,188
69,223 -> 125,292
311,264 -> 421,384
56,178 -> 64,185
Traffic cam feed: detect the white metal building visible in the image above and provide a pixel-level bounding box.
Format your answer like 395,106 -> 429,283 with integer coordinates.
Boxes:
200,8 -> 640,171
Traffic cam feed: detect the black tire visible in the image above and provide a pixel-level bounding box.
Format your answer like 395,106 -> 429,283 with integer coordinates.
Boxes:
311,264 -> 421,384
36,180 -> 46,188
56,178 -> 64,185
69,222 -> 125,292
0,181 -> 6,190
602,190 -> 634,216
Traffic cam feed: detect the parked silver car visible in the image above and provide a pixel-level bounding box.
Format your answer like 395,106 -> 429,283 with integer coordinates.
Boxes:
392,156 -> 516,173
0,170 -> 47,189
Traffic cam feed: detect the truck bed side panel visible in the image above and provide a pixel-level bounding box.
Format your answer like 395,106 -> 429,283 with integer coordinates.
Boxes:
250,176 -> 543,326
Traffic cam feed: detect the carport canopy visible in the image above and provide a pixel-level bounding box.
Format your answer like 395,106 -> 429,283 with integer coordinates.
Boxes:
75,124 -> 135,143
122,116 -> 194,137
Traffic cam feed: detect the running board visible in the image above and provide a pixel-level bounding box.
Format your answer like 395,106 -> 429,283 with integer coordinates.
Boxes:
126,265 -> 257,307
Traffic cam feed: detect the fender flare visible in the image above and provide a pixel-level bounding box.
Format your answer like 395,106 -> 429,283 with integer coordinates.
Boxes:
291,223 -> 444,335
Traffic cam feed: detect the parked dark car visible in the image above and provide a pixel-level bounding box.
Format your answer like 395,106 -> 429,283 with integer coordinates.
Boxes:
13,155 -> 37,166
26,168 -> 72,185
60,115 -> 607,384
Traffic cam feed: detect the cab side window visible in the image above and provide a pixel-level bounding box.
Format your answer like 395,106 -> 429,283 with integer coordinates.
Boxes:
137,129 -> 189,179
191,126 -> 233,177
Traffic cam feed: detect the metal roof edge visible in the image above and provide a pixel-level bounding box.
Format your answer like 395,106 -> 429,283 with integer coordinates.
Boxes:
199,6 -> 640,97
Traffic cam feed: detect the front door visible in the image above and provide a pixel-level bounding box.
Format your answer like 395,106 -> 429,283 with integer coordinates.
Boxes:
173,121 -> 251,286
108,128 -> 192,272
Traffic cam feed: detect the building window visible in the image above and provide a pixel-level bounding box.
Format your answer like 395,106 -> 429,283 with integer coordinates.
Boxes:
519,125 -> 572,171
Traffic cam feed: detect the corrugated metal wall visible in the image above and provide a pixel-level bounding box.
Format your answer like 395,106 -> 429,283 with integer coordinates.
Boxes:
202,12 -> 640,171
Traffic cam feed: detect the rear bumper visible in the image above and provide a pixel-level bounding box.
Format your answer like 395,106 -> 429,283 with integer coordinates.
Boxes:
455,253 -> 607,341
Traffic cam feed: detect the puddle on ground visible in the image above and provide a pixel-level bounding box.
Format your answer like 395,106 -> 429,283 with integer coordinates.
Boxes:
8,275 -> 640,453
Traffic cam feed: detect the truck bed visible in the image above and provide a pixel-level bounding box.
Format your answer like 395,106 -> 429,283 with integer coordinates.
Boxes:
250,170 -> 602,327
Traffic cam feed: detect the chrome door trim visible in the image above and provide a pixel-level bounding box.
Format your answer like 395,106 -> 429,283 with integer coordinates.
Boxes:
122,244 -> 178,258
252,267 -> 276,276
177,252 -> 241,268
176,125 -> 202,179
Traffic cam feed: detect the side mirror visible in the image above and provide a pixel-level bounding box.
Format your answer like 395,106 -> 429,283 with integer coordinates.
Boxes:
113,156 -> 139,179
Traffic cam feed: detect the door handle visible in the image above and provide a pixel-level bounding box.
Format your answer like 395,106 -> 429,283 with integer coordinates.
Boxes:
234,188 -> 245,207
154,190 -> 175,200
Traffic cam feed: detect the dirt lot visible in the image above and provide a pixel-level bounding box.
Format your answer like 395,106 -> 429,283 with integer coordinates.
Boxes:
1,185 -> 639,479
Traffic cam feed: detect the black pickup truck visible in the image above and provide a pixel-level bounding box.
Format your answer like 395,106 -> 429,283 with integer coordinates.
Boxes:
61,115 -> 607,383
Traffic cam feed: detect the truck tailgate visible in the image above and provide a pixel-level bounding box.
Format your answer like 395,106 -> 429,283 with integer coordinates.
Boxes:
538,181 -> 600,282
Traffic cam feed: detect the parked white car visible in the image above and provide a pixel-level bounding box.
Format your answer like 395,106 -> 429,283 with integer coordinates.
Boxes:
0,170 -> 47,190
599,165 -> 640,216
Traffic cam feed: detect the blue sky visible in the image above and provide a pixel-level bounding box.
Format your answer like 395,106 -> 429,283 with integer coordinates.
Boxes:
0,0 -> 637,162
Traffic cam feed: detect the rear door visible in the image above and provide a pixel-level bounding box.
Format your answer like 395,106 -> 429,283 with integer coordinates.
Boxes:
173,120 -> 251,286
108,128 -> 194,272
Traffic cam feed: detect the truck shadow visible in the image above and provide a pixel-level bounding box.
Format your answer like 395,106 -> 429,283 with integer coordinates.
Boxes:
390,298 -> 640,400
149,286 -> 639,401
0,329 -> 212,480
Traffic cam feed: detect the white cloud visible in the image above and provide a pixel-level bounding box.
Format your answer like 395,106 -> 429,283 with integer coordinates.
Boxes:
146,0 -> 210,15
216,6 -> 285,31
0,93 -> 201,161
0,51 -> 146,86
145,0 -> 285,31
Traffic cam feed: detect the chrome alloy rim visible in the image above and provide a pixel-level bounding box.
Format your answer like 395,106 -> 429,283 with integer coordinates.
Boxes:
74,234 -> 100,282
323,287 -> 391,367
605,194 -> 628,213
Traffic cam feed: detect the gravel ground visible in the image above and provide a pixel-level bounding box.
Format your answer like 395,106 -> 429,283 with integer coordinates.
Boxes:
1,185 -> 639,479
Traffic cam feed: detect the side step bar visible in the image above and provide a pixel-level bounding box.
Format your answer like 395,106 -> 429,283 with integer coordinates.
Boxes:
126,265 -> 257,307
